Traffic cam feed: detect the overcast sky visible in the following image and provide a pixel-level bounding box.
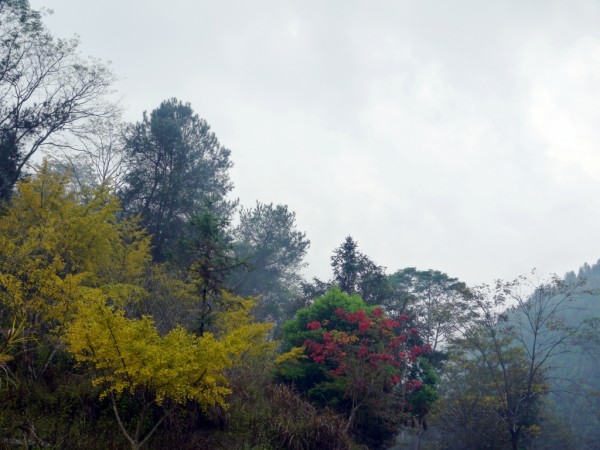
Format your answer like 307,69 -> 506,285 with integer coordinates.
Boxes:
30,0 -> 600,286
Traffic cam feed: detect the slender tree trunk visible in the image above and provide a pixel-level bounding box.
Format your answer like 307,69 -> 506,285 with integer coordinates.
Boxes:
510,430 -> 519,450
110,393 -> 139,450
414,428 -> 422,450
110,392 -> 167,450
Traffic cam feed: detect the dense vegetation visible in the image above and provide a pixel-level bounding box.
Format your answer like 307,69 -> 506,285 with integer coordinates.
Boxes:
1,2 -> 599,449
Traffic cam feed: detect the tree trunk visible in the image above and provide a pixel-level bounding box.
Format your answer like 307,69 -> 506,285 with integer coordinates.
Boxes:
510,430 -> 519,450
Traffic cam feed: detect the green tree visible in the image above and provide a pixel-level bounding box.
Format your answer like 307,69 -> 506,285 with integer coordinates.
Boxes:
0,0 -> 114,203
330,236 -> 391,306
119,98 -> 235,261
184,207 -> 245,336
231,202 -> 310,325
387,268 -> 472,352
277,288 -> 432,448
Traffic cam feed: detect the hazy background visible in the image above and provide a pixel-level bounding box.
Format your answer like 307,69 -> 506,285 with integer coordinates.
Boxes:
29,0 -> 600,285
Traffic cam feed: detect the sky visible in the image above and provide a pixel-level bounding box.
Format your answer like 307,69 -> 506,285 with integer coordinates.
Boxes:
29,0 -> 600,286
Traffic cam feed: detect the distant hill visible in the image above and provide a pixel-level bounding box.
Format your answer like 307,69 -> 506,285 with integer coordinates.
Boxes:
539,261 -> 600,448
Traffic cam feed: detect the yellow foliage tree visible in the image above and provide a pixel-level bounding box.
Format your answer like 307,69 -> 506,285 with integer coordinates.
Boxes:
0,162 -> 151,379
0,318 -> 26,392
64,293 -> 273,450
0,163 -> 275,448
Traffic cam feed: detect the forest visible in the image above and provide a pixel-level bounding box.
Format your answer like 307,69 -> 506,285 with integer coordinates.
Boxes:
1,1 -> 599,449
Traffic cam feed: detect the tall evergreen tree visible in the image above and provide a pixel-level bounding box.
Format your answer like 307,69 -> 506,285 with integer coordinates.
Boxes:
119,98 -> 235,261
330,236 -> 391,305
231,202 -> 310,324
185,207 -> 242,336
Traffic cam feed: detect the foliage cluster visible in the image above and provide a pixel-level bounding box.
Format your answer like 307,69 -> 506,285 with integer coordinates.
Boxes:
276,289 -> 436,448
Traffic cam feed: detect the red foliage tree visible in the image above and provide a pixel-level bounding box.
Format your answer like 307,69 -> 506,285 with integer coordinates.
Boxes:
302,306 -> 429,431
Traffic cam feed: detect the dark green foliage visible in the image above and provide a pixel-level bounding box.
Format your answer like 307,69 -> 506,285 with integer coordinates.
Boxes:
281,288 -> 369,349
185,207 -> 244,335
0,129 -> 19,204
276,289 -> 372,404
277,288 -> 435,449
0,344 -> 129,449
119,98 -> 235,262
405,358 -> 438,426
331,236 -> 363,294
331,236 -> 391,306
301,277 -> 332,300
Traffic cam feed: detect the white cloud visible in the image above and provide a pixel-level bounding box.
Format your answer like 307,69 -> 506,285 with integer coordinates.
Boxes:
521,37 -> 600,184
30,0 -> 600,286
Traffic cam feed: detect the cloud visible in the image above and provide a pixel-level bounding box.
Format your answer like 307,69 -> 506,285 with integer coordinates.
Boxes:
31,0 -> 600,285
521,37 -> 600,184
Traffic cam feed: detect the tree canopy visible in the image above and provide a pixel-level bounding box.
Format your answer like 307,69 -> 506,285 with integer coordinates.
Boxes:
232,202 -> 310,325
119,98 -> 235,261
331,236 -> 391,306
276,288 -> 434,448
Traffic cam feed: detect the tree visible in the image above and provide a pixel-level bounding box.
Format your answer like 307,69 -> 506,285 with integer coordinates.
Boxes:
0,162 -> 151,380
231,202 -> 310,325
0,164 -> 275,448
331,236 -> 391,306
119,98 -> 235,261
0,0 -> 115,203
450,274 -> 586,450
48,116 -> 127,192
331,237 -> 362,294
388,268 -> 472,352
277,288 -> 432,448
431,349 -> 521,449
64,293 -> 272,450
185,208 -> 245,336
0,163 -> 155,446
455,334 -> 548,448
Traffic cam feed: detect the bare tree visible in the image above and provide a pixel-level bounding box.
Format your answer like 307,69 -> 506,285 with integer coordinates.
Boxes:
0,0 -> 116,201
49,116 -> 127,191
451,272 -> 587,450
